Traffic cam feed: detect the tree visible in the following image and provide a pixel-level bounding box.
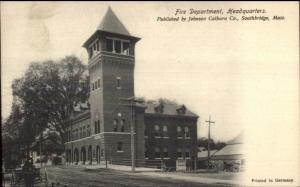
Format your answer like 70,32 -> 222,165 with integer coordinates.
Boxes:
11,55 -> 89,148
197,137 -> 226,150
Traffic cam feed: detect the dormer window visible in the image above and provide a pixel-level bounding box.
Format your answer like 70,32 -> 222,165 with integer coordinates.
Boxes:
176,105 -> 186,115
154,103 -> 164,113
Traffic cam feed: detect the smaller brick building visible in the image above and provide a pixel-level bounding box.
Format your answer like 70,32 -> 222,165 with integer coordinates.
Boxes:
64,7 -> 199,169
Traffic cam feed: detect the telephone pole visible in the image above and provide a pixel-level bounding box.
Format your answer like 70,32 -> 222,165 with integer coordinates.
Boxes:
120,97 -> 144,172
205,115 -> 215,169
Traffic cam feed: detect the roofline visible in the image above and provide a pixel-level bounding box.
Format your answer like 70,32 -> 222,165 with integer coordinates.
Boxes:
82,30 -> 141,48
144,113 -> 199,119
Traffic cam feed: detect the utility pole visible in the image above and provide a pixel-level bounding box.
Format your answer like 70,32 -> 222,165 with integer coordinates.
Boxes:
205,115 -> 215,169
40,135 -> 43,168
120,97 -> 144,172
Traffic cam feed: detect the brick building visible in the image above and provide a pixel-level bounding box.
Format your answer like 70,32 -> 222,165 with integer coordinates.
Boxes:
64,7 -> 199,169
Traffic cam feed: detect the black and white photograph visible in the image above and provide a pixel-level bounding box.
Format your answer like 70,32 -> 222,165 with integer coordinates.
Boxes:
1,2 -> 299,187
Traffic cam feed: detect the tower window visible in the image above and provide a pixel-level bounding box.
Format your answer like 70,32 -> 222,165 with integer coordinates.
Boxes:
97,79 -> 101,88
122,42 -> 129,55
92,82 -> 95,91
95,81 -> 98,89
97,120 -> 100,133
83,126 -> 86,137
94,120 -> 100,134
117,142 -> 123,152
107,39 -> 113,52
114,40 -> 121,53
116,77 -> 121,89
87,125 -> 91,136
94,121 -> 98,134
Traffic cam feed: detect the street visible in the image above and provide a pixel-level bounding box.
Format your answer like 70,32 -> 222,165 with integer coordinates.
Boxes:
46,166 -> 236,187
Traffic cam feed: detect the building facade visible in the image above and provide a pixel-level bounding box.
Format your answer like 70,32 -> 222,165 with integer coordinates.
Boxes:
64,7 -> 198,169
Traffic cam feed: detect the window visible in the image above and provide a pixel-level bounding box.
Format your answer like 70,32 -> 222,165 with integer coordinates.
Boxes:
107,39 -> 113,52
145,145 -> 149,158
101,149 -> 104,157
92,82 -> 95,91
155,147 -> 160,158
87,125 -> 91,136
120,119 -> 125,132
122,42 -> 130,55
113,119 -> 118,132
154,125 -> 160,137
184,127 -> 190,138
117,142 -> 123,152
95,80 -> 98,89
97,120 -> 100,133
94,121 -> 100,134
116,77 -> 121,89
185,148 -> 190,158
97,79 -> 100,89
89,40 -> 100,59
162,125 -> 168,137
177,126 -> 182,137
163,147 -> 168,158
177,148 -> 182,158
114,40 -> 121,53
94,121 -> 98,134
106,38 -> 130,56
83,126 -> 86,137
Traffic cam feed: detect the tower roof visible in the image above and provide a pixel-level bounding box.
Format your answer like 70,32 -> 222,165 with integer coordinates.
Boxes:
97,7 -> 130,36
83,7 -> 139,48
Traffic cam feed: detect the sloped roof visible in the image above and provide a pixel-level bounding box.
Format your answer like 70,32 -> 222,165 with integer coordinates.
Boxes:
145,102 -> 198,117
198,150 -> 218,158
212,143 -> 243,157
97,7 -> 130,36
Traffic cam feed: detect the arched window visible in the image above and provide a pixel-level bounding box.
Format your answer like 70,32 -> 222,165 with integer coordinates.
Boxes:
154,125 -> 160,137
87,125 -> 91,136
177,126 -> 182,137
113,119 -> 118,132
120,119 -> 125,132
162,125 -> 168,137
184,127 -> 190,138
155,147 -> 160,158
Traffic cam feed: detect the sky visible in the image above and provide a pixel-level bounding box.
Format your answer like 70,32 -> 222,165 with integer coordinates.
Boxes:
1,1 -> 298,146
